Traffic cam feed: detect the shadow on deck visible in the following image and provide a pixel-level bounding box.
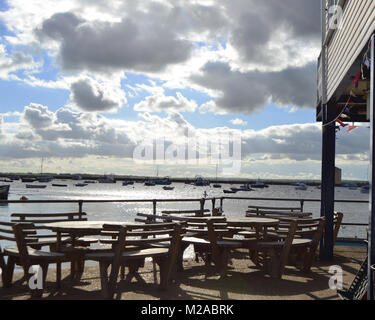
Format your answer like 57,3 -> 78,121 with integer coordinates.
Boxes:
0,246 -> 367,300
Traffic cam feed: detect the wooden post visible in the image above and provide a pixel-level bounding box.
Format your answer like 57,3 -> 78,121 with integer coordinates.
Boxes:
368,34 -> 375,300
153,200 -> 157,216
220,197 -> 224,210
78,200 -> 83,215
211,198 -> 216,214
199,198 -> 205,217
319,102 -> 336,261
319,1 -> 335,261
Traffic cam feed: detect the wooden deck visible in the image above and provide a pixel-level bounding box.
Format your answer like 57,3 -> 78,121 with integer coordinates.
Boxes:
0,245 -> 367,300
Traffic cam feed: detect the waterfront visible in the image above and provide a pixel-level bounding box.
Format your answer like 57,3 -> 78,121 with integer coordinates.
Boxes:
0,180 -> 369,239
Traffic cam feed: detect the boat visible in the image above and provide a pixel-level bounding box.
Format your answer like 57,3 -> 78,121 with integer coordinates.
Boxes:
37,176 -> 53,183
122,180 -> 134,186
84,180 -> 97,183
0,178 -> 13,183
72,175 -> 82,180
361,185 -> 370,194
155,177 -> 172,185
230,184 -> 253,192
194,176 -> 210,186
212,164 -> 222,188
98,176 -> 116,183
26,184 -> 47,189
163,186 -> 174,190
52,183 -> 68,187
295,183 -> 307,190
21,177 -> 36,183
0,185 -> 10,200
223,190 -> 237,194
251,179 -> 268,188
144,180 -> 156,186
75,183 -> 88,187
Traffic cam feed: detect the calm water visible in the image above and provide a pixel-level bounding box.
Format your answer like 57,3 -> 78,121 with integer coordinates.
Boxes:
0,179 -> 370,239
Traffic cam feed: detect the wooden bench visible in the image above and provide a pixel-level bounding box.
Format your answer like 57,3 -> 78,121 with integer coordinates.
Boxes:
246,210 -> 311,218
161,209 -> 211,217
264,217 -> 326,273
206,219 -> 251,278
248,205 -> 303,213
256,220 -> 298,278
85,222 -> 182,299
4,223 -> 66,297
10,212 -> 98,249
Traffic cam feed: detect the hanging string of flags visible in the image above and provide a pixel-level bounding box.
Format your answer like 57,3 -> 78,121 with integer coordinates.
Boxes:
323,37 -> 373,134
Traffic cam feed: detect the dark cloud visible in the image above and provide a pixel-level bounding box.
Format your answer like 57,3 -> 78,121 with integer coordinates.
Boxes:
70,79 -> 122,112
36,11 -> 193,73
227,0 -> 321,66
192,61 -> 316,114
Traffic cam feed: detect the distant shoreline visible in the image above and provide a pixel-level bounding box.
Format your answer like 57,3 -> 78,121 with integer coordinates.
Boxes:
0,172 -> 369,186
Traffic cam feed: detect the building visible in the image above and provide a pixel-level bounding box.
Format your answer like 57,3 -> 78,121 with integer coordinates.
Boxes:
317,0 -> 375,299
335,167 -> 342,186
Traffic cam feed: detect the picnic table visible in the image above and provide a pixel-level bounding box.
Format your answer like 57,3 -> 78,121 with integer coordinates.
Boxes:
42,220 -> 141,283
226,217 -> 280,239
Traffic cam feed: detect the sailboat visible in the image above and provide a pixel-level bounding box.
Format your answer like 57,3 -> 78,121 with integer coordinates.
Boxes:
212,164 -> 222,188
37,158 -> 53,182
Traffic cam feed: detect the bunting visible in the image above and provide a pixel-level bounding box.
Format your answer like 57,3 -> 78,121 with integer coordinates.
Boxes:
322,37 -> 372,132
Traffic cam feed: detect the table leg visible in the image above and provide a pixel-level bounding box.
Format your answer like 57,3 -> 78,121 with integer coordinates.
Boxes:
70,235 -> 76,279
56,231 -> 61,288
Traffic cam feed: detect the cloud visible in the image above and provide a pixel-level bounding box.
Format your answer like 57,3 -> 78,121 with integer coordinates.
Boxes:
192,61 -> 316,114
227,0 -> 320,68
36,11 -> 193,73
0,44 -> 36,79
229,118 -> 247,126
134,92 -> 197,113
69,77 -> 126,112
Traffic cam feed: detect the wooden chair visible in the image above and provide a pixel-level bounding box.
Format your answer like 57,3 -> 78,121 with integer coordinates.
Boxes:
4,223 -> 66,297
11,212 -> 98,275
206,219 -> 245,278
85,222 -> 182,299
0,221 -> 39,287
267,217 -> 326,273
256,220 -> 298,278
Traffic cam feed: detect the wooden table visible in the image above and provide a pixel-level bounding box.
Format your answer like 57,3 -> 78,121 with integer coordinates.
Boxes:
42,220 -> 140,285
226,217 -> 280,239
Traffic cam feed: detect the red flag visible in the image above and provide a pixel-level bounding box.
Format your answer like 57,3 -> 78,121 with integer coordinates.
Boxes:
347,126 -> 358,133
354,70 -> 361,87
335,119 -> 348,127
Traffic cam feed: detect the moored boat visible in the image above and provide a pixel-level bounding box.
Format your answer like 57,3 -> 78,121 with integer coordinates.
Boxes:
52,183 -> 68,187
75,183 -> 88,187
163,186 -> 174,190
122,180 -> 134,186
295,183 -> 307,190
21,177 -> 36,183
98,176 -> 116,183
223,189 -> 237,194
26,184 -> 47,189
0,185 -> 10,200
194,176 -> 210,186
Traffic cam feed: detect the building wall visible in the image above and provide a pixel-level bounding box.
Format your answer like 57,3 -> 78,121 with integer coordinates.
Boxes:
335,167 -> 342,185
325,0 -> 375,101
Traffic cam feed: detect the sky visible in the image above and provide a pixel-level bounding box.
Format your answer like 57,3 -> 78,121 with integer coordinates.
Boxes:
0,0 -> 370,180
